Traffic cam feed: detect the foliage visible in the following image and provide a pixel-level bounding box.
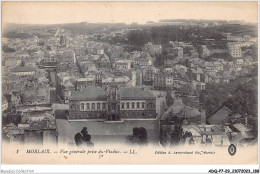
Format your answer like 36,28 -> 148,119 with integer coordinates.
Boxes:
243,45 -> 258,60
3,32 -> 32,39
2,46 -> 15,53
127,127 -> 148,145
126,25 -> 228,47
200,73 -> 257,117
166,90 -> 174,107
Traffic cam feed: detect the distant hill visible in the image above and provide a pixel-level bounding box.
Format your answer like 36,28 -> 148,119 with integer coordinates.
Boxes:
3,22 -> 137,38
214,24 -> 258,36
3,22 -> 257,39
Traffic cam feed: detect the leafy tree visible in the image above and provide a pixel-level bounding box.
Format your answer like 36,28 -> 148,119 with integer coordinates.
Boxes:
200,75 -> 257,117
126,127 -> 148,145
166,90 -> 173,107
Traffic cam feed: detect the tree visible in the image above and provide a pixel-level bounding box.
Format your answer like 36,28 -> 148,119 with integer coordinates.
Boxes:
138,127 -> 148,145
126,127 -> 148,145
166,90 -> 173,107
200,75 -> 257,117
74,127 -> 94,147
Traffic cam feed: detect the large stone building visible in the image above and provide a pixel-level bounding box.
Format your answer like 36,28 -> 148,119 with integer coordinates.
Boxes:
42,52 -> 58,69
68,84 -> 156,120
173,47 -> 183,59
60,83 -> 159,143
227,43 -> 242,58
115,60 -> 131,71
154,73 -> 166,90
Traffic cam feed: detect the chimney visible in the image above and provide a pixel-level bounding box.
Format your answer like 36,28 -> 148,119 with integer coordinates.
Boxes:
201,110 -> 206,125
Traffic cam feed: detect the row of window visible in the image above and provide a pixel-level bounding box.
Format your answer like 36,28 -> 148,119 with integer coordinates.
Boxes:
80,102 -> 106,111
117,65 -> 129,69
73,100 -> 156,111
69,111 -> 155,119
206,68 -> 216,71
78,102 -> 155,111
121,102 -> 144,110
121,111 -> 155,118
121,102 -> 155,110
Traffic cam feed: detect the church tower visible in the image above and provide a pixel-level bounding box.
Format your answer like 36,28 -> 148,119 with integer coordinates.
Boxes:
106,79 -> 121,121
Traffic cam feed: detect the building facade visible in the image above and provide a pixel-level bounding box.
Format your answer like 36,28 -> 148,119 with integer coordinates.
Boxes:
227,43 -> 242,58
115,60 -> 131,71
68,85 -> 157,120
154,73 -> 166,90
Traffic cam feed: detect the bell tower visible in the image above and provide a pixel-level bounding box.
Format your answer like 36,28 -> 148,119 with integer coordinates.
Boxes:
106,79 -> 121,121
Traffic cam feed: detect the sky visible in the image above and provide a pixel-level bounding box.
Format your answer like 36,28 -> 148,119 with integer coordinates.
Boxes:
2,1 -> 258,25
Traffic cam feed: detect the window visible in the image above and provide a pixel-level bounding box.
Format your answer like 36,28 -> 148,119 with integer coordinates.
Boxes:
92,103 -> 95,110
86,103 -> 90,110
102,103 -> 106,110
126,102 -> 130,109
132,102 -> 135,109
121,103 -> 125,109
112,104 -> 116,111
81,103 -> 85,111
142,102 -> 145,109
137,102 -> 140,109
97,103 -> 100,110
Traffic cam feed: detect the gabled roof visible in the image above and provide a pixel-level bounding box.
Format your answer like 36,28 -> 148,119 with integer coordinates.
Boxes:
29,119 -> 56,130
207,106 -> 232,124
63,81 -> 74,88
70,86 -> 156,101
3,123 -> 24,135
119,88 -> 155,100
70,86 -> 107,101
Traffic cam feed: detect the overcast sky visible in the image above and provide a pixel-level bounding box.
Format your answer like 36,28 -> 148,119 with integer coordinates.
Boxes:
2,1 -> 258,25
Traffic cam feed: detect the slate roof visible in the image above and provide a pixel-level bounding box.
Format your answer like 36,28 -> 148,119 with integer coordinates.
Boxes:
119,88 -> 155,100
70,86 -> 107,101
29,119 -> 56,130
70,87 -> 155,101
3,123 -> 24,135
207,106 -> 232,124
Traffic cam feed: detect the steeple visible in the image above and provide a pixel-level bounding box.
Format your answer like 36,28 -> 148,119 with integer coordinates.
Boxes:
106,78 -> 121,121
